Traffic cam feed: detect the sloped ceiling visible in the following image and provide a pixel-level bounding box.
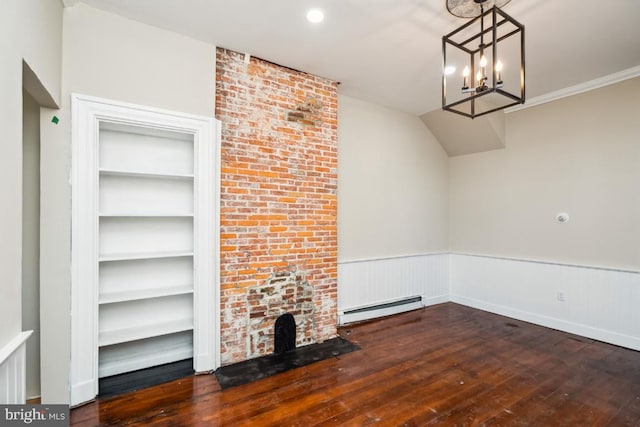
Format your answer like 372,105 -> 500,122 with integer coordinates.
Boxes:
421,109 -> 505,157
76,0 -> 640,155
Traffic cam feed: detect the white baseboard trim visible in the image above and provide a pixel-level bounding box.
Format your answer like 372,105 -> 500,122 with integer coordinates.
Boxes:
451,294 -> 640,352
70,379 -> 96,408
194,353 -> 215,373
422,295 -> 450,307
99,347 -> 193,378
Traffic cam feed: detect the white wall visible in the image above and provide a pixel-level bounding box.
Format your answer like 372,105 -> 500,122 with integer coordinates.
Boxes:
450,78 -> 640,271
447,78 -> 640,352
62,4 -> 215,116
0,0 -> 62,389
337,95 -> 449,261
18,0 -> 63,104
336,95 -> 449,323
38,3 -> 217,403
338,78 -> 640,354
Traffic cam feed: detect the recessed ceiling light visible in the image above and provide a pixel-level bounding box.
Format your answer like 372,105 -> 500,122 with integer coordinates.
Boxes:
306,8 -> 324,24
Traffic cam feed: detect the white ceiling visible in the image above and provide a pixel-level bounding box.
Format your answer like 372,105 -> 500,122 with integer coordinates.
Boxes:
78,0 -> 640,116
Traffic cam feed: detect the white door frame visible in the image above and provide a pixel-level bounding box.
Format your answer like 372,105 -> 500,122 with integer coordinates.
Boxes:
69,93 -> 220,406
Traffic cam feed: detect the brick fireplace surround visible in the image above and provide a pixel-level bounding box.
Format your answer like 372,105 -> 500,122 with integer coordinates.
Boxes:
215,48 -> 339,364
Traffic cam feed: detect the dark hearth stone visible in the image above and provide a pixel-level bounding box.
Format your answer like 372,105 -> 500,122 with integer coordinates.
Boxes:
214,337 -> 360,390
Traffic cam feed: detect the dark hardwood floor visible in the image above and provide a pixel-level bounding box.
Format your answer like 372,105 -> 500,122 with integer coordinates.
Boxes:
71,303 -> 640,426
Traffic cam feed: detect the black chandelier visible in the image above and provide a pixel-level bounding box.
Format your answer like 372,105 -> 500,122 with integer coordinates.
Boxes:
442,0 -> 525,118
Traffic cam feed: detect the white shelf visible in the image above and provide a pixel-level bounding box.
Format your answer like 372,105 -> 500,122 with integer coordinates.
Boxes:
99,250 -> 193,262
98,126 -> 194,177
99,257 -> 193,298
98,319 -> 193,347
98,213 -> 194,217
99,216 -> 193,256
99,285 -> 193,305
99,173 -> 194,215
98,332 -> 193,378
99,168 -> 194,180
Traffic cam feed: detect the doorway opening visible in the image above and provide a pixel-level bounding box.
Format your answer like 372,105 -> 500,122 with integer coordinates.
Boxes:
21,89 -> 41,402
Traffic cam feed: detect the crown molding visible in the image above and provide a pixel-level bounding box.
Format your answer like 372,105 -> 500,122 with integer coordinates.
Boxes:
506,65 -> 640,113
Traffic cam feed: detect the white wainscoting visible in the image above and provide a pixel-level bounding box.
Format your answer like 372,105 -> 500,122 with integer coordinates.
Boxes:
450,253 -> 640,351
0,331 -> 33,404
338,253 -> 450,324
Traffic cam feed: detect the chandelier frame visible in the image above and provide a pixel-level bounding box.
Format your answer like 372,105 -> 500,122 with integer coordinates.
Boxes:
442,5 -> 525,118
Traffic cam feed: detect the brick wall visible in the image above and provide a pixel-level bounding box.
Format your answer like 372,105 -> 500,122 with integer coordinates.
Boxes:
215,48 -> 338,364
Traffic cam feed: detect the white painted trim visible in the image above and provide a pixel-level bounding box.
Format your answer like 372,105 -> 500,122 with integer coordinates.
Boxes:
451,252 -> 640,274
0,331 -> 32,367
450,253 -> 640,352
192,109 -> 220,374
451,294 -> 640,351
338,252 -> 449,265
506,65 -> 640,113
338,252 -> 640,352
70,95 -> 100,406
213,122 -> 222,369
99,346 -> 194,378
341,251 -> 639,275
421,295 -> 449,307
0,331 -> 32,404
70,94 -> 220,406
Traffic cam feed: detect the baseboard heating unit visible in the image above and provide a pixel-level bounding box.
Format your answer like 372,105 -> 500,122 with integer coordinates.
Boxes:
339,295 -> 424,325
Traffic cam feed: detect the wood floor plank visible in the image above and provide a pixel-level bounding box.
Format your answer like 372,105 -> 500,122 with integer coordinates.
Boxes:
70,303 -> 640,426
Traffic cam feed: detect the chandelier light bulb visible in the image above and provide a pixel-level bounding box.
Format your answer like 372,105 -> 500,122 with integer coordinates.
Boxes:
479,55 -> 488,82
462,66 -> 470,89
496,59 -> 504,83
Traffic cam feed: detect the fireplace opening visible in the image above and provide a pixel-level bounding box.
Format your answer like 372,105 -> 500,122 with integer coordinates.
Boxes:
246,269 -> 314,358
274,313 -> 296,354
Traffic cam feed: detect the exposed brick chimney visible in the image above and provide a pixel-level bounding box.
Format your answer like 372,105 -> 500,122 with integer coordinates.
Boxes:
215,48 -> 338,364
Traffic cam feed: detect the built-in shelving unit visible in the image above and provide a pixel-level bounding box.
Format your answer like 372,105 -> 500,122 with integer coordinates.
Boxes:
70,94 -> 218,406
97,122 -> 196,378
